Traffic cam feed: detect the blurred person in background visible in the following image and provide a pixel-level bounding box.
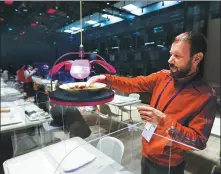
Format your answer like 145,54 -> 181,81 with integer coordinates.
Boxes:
24,65 -> 38,97
16,64 -> 26,83
7,64 -> 16,78
50,104 -> 92,139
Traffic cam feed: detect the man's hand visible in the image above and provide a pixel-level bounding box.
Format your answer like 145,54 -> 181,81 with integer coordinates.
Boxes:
86,75 -> 106,86
137,105 -> 166,125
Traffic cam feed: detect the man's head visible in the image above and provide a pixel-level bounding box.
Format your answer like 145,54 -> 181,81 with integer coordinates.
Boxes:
168,31 -> 207,78
28,65 -> 33,70
20,64 -> 25,69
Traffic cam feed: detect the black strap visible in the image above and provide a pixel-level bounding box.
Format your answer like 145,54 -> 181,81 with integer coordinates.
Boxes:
161,84 -> 187,112
154,78 -> 172,109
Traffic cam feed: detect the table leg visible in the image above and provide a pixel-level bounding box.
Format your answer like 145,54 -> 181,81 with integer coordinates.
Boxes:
12,131 -> 18,157
129,105 -> 133,124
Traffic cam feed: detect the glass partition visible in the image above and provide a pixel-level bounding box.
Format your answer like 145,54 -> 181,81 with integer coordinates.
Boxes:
1,76 -> 220,174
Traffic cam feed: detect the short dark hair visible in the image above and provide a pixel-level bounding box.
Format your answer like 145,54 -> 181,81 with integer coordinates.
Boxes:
173,31 -> 207,57
20,64 -> 25,69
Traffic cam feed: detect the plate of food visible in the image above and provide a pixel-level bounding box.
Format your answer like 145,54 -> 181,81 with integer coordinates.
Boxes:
59,82 -> 106,91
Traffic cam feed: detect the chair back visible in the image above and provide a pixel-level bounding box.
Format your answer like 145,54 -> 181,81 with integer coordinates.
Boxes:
129,93 -> 140,100
96,136 -> 124,164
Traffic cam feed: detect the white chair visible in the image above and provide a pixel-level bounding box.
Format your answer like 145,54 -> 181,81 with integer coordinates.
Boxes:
120,93 -> 140,122
98,104 -> 122,133
41,122 -> 63,145
96,136 -> 124,164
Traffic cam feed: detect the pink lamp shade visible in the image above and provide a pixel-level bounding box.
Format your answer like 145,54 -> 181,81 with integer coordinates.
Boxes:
70,60 -> 90,79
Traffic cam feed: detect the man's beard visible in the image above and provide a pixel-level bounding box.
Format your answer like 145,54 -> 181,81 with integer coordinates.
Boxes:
169,61 -> 192,79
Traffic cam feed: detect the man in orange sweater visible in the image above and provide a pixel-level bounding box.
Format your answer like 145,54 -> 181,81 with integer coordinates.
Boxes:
87,31 -> 217,174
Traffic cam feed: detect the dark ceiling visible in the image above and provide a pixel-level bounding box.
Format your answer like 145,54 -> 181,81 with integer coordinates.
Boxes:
0,1 -> 118,37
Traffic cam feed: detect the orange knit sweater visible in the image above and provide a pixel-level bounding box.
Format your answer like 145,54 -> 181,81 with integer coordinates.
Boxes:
105,70 -> 217,166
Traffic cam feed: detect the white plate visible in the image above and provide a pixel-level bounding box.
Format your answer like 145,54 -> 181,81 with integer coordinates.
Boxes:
59,82 -> 106,91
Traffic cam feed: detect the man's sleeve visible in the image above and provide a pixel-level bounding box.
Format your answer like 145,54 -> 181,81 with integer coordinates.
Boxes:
104,71 -> 161,93
24,70 -> 36,78
160,92 -> 217,151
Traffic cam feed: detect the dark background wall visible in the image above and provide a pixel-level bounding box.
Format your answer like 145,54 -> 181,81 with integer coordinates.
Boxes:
1,1 -> 220,79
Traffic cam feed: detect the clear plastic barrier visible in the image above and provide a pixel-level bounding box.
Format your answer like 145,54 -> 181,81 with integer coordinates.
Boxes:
1,77 -> 220,174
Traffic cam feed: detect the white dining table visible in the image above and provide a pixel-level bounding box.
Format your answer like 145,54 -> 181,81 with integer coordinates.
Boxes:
107,94 -> 141,122
108,94 -> 141,107
1,82 -> 53,133
1,99 -> 53,133
211,117 -> 220,137
3,137 -> 131,174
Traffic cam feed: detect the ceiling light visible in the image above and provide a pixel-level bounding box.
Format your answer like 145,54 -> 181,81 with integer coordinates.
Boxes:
15,9 -> 18,12
86,20 -> 97,25
30,23 -> 37,27
4,1 -> 13,5
92,23 -> 101,27
67,16 -> 69,18
130,8 -> 144,16
36,21 -> 38,24
72,29 -> 84,34
8,28 -> 12,31
39,13 -> 42,15
101,14 -> 115,19
157,45 -> 164,47
145,42 -> 155,45
23,9 -> 27,12
122,4 -> 139,11
70,27 -> 80,30
47,8 -> 56,14
107,2 -> 109,5
64,30 -> 73,33
103,9 -> 106,11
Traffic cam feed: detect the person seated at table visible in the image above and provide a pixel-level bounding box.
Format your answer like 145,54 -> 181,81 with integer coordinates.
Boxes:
7,64 -> 16,78
24,65 -> 38,97
34,82 -> 91,139
34,85 -> 49,112
50,104 -> 92,139
16,64 -> 26,83
1,70 -> 8,81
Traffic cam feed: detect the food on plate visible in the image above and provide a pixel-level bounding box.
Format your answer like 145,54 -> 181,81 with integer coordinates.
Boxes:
60,82 -> 106,91
68,84 -> 96,90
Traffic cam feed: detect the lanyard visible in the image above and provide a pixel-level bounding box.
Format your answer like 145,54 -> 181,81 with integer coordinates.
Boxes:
154,78 -> 189,113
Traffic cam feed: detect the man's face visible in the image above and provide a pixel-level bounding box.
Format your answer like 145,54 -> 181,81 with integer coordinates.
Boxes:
28,66 -> 33,70
168,41 -> 193,78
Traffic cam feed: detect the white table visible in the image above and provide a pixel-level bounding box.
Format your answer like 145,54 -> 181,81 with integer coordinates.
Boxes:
211,117 -> 220,137
0,83 -> 54,155
1,100 -> 53,133
3,137 -> 130,174
32,76 -> 57,91
1,81 -> 52,133
108,94 -> 141,122
108,94 -> 141,107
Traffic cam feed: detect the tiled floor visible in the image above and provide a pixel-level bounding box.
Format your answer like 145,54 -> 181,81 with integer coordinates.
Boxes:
2,103 -> 220,174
